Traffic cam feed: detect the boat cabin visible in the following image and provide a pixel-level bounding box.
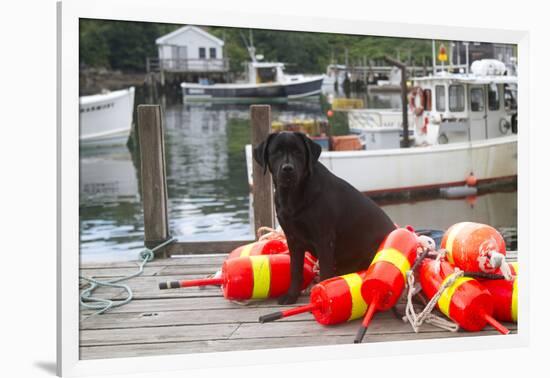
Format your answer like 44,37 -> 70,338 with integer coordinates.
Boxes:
410,60 -> 517,146
246,62 -> 286,84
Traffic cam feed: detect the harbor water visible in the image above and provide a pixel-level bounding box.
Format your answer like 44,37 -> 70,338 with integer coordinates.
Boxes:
79,87 -> 517,262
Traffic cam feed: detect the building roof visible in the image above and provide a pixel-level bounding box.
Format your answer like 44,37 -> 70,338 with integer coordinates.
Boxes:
156,25 -> 224,46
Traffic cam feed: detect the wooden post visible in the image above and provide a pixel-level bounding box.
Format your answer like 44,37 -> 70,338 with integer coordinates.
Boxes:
137,105 -> 170,257
385,56 -> 410,148
250,105 -> 275,235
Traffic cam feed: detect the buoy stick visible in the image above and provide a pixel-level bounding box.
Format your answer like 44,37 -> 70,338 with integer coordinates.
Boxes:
259,303 -> 318,323
158,277 -> 224,290
483,313 -> 510,335
354,297 -> 379,344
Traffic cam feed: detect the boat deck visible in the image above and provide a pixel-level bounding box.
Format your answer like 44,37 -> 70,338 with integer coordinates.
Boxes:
79,251 -> 518,360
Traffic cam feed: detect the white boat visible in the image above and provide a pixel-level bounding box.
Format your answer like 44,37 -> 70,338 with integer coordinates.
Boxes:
245,59 -> 517,194
79,87 -> 135,147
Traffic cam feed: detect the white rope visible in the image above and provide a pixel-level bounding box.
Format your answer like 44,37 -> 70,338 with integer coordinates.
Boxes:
402,238 -> 459,333
403,267 -> 461,333
257,226 -> 286,241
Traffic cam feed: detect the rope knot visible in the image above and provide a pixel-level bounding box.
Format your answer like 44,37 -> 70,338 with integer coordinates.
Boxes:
139,248 -> 154,262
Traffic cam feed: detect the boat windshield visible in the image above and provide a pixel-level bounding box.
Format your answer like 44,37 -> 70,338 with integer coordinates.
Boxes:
256,67 -> 277,83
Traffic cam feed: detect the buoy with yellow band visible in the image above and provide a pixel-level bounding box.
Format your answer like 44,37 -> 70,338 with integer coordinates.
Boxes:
419,259 -> 510,334
442,222 -> 508,274
258,270 -> 369,325
480,265 -> 518,323
159,253 -> 316,300
354,227 -> 420,343
227,239 -> 288,260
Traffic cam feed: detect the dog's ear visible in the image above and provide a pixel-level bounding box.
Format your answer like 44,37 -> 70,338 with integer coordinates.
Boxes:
295,132 -> 321,176
253,133 -> 276,175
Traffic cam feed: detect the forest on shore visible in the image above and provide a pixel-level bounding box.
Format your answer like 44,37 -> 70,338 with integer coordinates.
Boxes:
79,19 -> 436,74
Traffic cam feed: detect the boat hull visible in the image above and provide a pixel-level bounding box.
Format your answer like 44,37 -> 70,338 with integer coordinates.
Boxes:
181,76 -> 324,103
79,87 -> 135,147
245,135 -> 517,194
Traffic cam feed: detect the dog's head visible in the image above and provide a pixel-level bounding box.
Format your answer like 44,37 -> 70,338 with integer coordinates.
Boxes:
253,131 -> 322,188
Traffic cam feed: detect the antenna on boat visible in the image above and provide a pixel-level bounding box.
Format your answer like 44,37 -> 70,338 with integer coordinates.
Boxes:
240,29 -> 257,62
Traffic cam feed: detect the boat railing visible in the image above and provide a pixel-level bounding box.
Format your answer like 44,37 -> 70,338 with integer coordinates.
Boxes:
146,57 -> 230,73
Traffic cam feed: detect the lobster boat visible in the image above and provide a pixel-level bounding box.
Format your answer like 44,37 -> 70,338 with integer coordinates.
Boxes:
245,59 -> 517,195
181,62 -> 324,103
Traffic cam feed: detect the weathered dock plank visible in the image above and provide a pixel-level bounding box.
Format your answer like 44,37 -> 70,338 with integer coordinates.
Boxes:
79,252 -> 518,360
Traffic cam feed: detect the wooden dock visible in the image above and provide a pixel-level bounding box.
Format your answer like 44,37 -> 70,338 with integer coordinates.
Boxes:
79,252 -> 517,360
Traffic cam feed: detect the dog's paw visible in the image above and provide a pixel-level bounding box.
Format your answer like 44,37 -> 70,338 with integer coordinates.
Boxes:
277,293 -> 299,305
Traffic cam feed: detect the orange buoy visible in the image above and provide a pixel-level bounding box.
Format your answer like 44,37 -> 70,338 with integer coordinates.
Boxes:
258,270 -> 369,325
466,173 -> 478,187
354,227 -> 420,343
159,253 -> 316,301
227,239 -> 288,260
419,259 -> 509,334
441,222 -> 507,274
481,275 -> 518,323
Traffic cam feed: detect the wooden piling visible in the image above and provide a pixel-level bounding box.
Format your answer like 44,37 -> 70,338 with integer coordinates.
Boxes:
137,105 -> 170,257
385,56 -> 410,148
250,105 -> 275,232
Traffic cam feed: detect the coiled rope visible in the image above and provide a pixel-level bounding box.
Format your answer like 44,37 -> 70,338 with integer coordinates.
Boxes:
79,237 -> 176,317
403,239 -> 460,333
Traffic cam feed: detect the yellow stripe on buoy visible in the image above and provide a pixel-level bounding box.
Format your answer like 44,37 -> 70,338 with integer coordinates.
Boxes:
509,262 -> 519,275
511,278 -> 518,322
437,276 -> 473,317
240,243 -> 255,257
445,222 -> 472,264
251,255 -> 271,299
341,273 -> 368,321
371,248 -> 411,281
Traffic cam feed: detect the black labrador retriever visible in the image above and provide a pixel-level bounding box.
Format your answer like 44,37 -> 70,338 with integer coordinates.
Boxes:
254,131 -> 396,304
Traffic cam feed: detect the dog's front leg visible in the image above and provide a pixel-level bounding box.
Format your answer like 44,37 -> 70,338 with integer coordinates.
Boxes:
278,239 -> 305,305
317,239 -> 337,281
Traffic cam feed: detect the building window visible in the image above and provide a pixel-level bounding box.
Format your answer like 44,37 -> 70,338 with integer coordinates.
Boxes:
470,87 -> 485,112
423,89 -> 432,111
449,85 -> 465,112
488,84 -> 500,111
199,47 -> 206,59
209,48 -> 216,59
435,85 -> 445,112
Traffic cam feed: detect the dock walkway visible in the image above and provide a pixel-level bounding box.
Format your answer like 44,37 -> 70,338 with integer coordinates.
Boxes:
79,251 -> 517,360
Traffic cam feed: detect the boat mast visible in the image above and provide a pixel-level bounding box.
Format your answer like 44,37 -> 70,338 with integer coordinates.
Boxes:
240,29 -> 257,62
432,40 -> 436,74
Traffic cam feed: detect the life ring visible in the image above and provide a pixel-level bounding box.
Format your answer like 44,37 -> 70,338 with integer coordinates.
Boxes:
409,87 -> 424,116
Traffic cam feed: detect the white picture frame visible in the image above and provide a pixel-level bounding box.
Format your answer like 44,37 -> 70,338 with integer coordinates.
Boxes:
57,0 -> 530,376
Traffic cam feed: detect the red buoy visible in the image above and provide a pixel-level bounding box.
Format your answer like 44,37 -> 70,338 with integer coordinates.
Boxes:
441,222 -> 507,274
227,239 -> 288,260
354,227 -> 420,343
482,276 -> 518,323
159,253 -> 316,301
419,259 -> 510,334
258,270 -> 369,325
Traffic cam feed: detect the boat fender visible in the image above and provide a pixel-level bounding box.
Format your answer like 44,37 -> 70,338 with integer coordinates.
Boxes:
441,222 -> 509,274
419,259 -> 509,334
481,272 -> 518,323
258,269 -> 370,325
159,253 -> 317,301
355,227 -> 420,343
227,239 -> 288,260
